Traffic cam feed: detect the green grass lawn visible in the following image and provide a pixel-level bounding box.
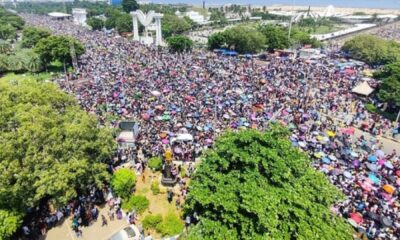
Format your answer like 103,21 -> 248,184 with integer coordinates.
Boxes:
299,25 -> 345,35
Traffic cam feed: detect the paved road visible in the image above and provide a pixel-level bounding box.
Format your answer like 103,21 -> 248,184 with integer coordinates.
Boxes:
44,205 -> 127,240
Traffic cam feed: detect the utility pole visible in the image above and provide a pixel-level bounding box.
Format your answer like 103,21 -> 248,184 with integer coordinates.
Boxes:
288,0 -> 296,43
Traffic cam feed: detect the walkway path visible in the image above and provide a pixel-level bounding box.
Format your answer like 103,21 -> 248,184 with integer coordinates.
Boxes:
44,205 -> 127,240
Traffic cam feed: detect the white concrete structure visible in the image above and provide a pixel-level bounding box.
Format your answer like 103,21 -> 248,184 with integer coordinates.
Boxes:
184,10 -> 207,24
312,23 -> 376,41
131,10 -> 164,46
72,8 -> 87,26
48,12 -> 71,20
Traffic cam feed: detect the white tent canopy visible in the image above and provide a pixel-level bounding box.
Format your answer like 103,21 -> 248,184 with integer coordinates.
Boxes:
171,133 -> 193,142
352,81 -> 375,96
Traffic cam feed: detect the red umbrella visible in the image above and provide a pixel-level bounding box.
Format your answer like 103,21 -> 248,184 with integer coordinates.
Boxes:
340,128 -> 355,135
350,212 -> 363,224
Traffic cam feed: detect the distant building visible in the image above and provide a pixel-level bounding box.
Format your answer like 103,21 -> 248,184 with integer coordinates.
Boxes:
137,0 -> 151,4
108,0 -> 121,5
48,12 -> 71,20
176,10 -> 208,25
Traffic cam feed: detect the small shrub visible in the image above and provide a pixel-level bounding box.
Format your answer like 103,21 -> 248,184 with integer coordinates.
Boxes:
151,181 -> 160,195
156,212 -> 184,236
180,165 -> 187,178
365,103 -> 377,113
121,195 -> 149,214
148,156 -> 162,171
142,214 -> 162,230
111,168 -> 137,199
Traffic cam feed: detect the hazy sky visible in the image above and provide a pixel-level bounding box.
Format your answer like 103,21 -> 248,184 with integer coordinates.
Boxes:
154,0 -> 400,9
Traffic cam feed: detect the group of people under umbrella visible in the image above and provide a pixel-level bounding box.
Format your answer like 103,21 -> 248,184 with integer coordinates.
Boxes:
21,13 -> 400,239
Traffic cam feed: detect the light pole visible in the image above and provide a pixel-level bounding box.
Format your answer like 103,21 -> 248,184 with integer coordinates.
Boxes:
288,0 -> 296,42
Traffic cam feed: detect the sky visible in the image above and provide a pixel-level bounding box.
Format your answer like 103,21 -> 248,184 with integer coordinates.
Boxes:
153,0 -> 400,9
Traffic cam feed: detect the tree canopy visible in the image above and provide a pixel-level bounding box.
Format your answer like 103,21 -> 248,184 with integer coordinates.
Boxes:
122,0 -> 139,13
115,13 -> 133,34
209,10 -> 227,25
207,25 -> 265,54
184,127 -> 353,239
34,35 -> 85,67
111,168 -> 137,199
21,27 -> 51,49
167,35 -> 193,53
162,14 -> 192,38
342,35 -> 400,65
0,79 -> 116,239
374,61 -> 400,108
0,7 -> 25,31
86,17 -> 105,31
0,24 -> 16,41
259,25 -> 289,52
0,49 -> 43,73
208,25 -> 320,53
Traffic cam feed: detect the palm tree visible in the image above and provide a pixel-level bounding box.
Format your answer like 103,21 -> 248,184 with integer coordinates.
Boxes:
0,54 -> 8,73
0,40 -> 11,55
6,54 -> 24,72
24,51 -> 43,73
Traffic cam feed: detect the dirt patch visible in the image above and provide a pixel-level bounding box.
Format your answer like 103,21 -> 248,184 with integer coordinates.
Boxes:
135,169 -> 184,238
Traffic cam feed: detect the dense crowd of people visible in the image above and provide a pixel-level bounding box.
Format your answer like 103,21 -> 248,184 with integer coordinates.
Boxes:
21,13 -> 400,239
372,23 -> 400,42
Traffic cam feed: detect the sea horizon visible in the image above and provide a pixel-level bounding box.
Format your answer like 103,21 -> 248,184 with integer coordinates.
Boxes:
152,0 -> 400,9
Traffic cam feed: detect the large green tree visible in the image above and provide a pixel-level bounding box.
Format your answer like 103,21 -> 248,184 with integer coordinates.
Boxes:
21,27 -> 51,48
87,17 -> 105,31
0,210 -> 21,240
0,79 -> 116,238
0,40 -> 11,55
207,32 -> 226,50
375,61 -> 400,108
0,7 -> 25,30
342,35 -> 400,65
111,168 -> 137,199
0,24 -> 16,41
115,13 -> 133,34
162,14 -> 192,38
167,35 -> 193,53
184,127 -> 352,239
122,0 -> 139,13
34,35 -> 84,68
224,26 -> 266,53
260,25 -> 290,52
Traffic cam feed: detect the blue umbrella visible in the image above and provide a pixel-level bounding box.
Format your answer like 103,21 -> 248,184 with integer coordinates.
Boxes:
385,161 -> 394,169
367,163 -> 378,172
368,174 -> 380,184
343,171 -> 352,179
322,157 -> 331,164
368,155 -> 377,162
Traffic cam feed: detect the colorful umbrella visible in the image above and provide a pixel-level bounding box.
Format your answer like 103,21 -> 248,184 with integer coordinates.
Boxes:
340,127 -> 355,135
327,131 -> 336,137
368,174 -> 380,184
383,184 -> 395,194
350,212 -> 363,224
343,171 -> 352,179
368,155 -> 377,162
375,150 -> 385,158
322,157 -> 331,164
384,161 -> 394,169
367,163 -> 378,172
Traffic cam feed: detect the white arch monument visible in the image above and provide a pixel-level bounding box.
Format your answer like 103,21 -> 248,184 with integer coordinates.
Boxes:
72,8 -> 87,26
130,10 -> 164,46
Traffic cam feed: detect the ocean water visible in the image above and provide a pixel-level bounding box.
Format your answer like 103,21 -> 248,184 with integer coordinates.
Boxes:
154,0 -> 400,9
